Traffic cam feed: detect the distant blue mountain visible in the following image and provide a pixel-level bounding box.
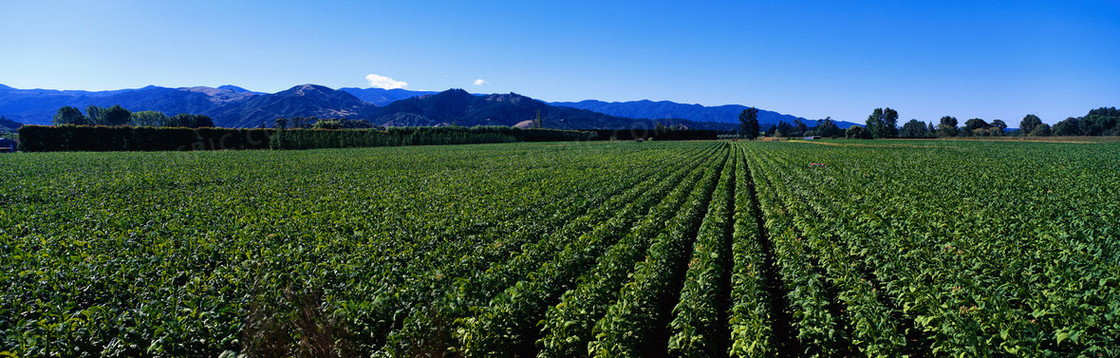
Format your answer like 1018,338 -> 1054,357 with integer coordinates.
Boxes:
0,115 -> 20,130
551,99 -> 858,128
0,84 -> 256,125
207,84 -> 371,128
0,82 -> 840,130
338,87 -> 438,106
217,85 -> 265,94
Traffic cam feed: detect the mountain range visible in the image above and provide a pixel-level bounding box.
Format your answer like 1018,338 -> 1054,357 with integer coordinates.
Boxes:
364,89 -> 728,130
0,116 -> 20,131
551,99 -> 848,128
0,83 -> 852,130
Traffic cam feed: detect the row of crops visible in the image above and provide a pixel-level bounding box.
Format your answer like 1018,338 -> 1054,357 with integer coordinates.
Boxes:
2,139 -> 1118,356
739,140 -> 1120,357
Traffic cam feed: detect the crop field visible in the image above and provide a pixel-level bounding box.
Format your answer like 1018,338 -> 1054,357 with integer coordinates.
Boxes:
2,140 -> 1118,357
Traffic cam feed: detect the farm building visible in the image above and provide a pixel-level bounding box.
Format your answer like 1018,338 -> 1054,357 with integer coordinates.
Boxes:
0,138 -> 16,153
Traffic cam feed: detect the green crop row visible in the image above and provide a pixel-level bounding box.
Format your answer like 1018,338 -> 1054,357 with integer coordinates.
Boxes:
0,141 -> 718,357
737,140 -> 1120,357
456,144 -> 709,356
666,143 -> 737,357
726,144 -> 775,357
745,144 -> 905,356
744,145 -> 847,357
535,145 -> 723,358
380,142 -> 724,356
5,139 -> 1118,357
586,148 -> 728,356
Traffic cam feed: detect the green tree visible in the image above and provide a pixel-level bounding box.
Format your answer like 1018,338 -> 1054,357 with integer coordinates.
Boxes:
900,119 -> 930,138
85,105 -> 104,125
865,108 -> 885,138
964,118 -> 989,131
1073,108 -> 1119,136
962,118 -> 988,137
937,116 -> 959,137
313,120 -> 344,129
194,115 -> 214,128
1029,123 -> 1052,136
288,117 -> 310,129
52,106 -> 90,125
129,111 -> 169,127
882,108 -> 899,137
793,119 -> 807,137
1051,117 -> 1079,136
101,105 -> 131,126
775,121 -> 792,138
990,119 -> 1007,136
738,107 -> 759,139
864,107 -> 899,138
846,125 -> 870,139
84,105 -> 130,126
1019,114 -> 1042,136
815,116 -> 840,137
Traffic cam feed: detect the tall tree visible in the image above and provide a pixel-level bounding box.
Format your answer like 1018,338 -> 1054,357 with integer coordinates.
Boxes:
129,111 -> 169,127
1019,114 -> 1042,136
865,108 -> 885,138
793,119 -> 807,137
1029,123 -> 1052,136
991,119 -> 1007,131
85,105 -> 104,125
775,121 -> 792,138
815,116 -> 840,137
194,115 -> 214,128
988,119 -> 1007,136
927,122 -> 936,135
937,116 -> 959,137
100,105 -> 131,126
52,106 -> 90,125
1051,117 -> 1080,136
900,119 -> 929,138
882,108 -> 899,137
962,118 -> 989,136
738,107 -> 759,139
964,118 -> 990,131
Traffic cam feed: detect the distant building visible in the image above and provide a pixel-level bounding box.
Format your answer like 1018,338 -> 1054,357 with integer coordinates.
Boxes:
0,138 -> 17,153
802,136 -> 821,140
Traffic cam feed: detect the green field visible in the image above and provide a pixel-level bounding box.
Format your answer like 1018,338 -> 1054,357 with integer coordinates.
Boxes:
2,140 -> 1118,357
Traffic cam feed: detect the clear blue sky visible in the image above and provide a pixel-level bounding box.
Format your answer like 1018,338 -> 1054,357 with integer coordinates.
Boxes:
2,1 -> 1117,124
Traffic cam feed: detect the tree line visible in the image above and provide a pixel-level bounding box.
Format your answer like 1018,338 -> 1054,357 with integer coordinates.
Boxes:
52,105 -> 214,128
272,117 -> 379,130
738,107 -> 1120,139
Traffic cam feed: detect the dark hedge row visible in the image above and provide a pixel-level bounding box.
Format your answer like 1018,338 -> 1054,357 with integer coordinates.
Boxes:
17,125 -> 596,152
269,126 -> 596,150
584,128 -> 719,141
17,125 -> 274,152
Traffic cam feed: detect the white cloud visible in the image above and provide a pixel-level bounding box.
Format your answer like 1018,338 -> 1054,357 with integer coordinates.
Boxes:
365,74 -> 408,89
473,79 -> 487,86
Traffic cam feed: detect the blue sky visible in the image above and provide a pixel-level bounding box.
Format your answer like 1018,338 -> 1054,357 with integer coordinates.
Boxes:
1,1 -> 1117,124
